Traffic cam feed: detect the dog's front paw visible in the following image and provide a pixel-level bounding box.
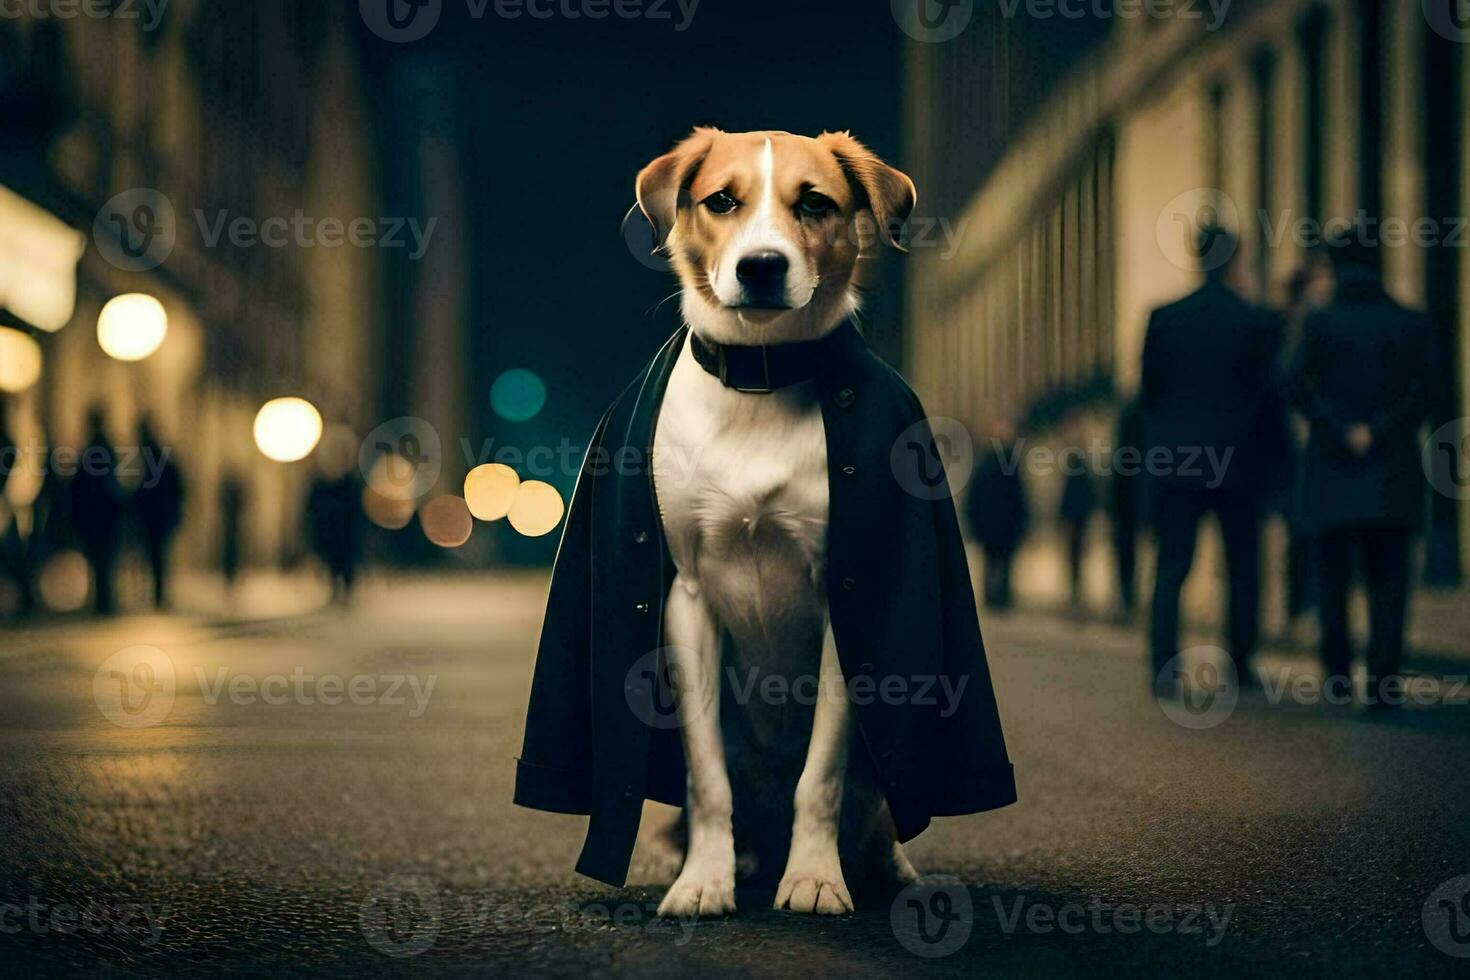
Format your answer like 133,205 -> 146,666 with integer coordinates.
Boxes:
774,854 -> 853,915
658,856 -> 737,918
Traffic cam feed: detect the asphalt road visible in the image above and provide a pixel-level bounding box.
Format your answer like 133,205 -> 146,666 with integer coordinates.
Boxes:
2,573 -> 1469,977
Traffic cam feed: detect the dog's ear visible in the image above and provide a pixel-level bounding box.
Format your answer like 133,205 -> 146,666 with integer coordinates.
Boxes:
819,131 -> 917,251
636,128 -> 719,248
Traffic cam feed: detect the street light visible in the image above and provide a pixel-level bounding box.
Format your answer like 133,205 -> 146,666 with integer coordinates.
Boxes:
464,463 -> 520,521
97,293 -> 168,362
253,397 -> 323,463
507,480 -> 565,537
0,327 -> 42,393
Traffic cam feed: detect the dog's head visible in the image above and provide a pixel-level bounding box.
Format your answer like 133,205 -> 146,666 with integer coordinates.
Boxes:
636,128 -> 915,344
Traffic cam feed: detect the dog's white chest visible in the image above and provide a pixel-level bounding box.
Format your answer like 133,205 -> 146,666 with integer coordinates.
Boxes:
652,344 -> 829,591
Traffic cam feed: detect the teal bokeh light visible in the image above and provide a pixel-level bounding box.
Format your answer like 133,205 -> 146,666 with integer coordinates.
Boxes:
490,369 -> 548,422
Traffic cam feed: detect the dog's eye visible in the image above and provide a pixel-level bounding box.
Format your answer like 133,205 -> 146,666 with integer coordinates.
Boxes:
702,191 -> 739,214
798,191 -> 837,218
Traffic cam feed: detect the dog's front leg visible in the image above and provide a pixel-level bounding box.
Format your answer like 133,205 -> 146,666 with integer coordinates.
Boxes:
775,622 -> 854,914
657,577 -> 737,918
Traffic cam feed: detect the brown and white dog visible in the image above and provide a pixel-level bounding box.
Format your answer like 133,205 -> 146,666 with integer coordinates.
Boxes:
637,129 -> 919,917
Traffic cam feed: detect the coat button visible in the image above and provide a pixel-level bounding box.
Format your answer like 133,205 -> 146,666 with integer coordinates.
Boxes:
841,465 -> 856,477
633,531 -> 650,544
841,577 -> 857,592
635,602 -> 651,613
860,662 -> 875,673
834,387 -> 856,409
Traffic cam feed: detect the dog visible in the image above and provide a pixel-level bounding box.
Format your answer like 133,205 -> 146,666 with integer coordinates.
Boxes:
636,128 -> 920,917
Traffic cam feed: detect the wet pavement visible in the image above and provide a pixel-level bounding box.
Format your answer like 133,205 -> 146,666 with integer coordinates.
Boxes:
2,573 -> 1469,977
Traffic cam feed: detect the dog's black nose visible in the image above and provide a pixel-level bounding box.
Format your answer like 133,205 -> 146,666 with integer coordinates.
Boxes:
736,251 -> 789,289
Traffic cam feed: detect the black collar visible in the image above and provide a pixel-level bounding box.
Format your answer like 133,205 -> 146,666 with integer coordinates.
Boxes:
688,326 -> 849,394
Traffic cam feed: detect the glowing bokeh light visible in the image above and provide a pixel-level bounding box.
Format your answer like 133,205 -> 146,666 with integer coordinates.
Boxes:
0,186 -> 86,332
38,549 -> 90,612
97,293 -> 168,362
490,369 -> 547,422
507,480 -> 565,537
464,463 -> 520,521
420,495 -> 474,548
0,327 -> 42,393
253,397 -> 324,463
362,486 -> 415,530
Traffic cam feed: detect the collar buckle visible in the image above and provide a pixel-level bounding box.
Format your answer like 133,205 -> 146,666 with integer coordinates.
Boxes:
717,344 -> 775,395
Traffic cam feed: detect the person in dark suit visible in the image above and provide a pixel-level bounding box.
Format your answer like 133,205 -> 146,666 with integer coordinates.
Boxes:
71,409 -> 125,615
134,418 -> 186,609
1142,226 -> 1285,690
1110,398 -> 1146,620
1277,258 -> 1335,641
1287,231 -> 1436,706
1058,416 -> 1098,613
966,419 -> 1029,610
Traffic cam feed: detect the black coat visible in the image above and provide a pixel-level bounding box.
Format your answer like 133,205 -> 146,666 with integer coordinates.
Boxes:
1287,272 -> 1436,533
513,323 -> 1018,886
1140,280 -> 1286,494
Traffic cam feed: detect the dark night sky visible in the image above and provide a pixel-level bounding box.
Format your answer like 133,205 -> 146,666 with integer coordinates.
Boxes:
359,0 -> 908,560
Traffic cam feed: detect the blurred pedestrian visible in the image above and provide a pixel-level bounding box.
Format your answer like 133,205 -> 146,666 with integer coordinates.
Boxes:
1287,229 -> 1436,708
306,430 -> 365,604
1141,226 -> 1284,692
1059,418 -> 1097,612
966,419 -> 1029,610
133,417 -> 185,609
1277,257 -> 1335,641
70,409 -> 125,615
220,473 -> 247,593
1109,398 -> 1145,621
0,402 -> 15,614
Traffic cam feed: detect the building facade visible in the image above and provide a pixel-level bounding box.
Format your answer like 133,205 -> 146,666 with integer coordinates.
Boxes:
0,0 -> 385,597
906,0 -> 1466,579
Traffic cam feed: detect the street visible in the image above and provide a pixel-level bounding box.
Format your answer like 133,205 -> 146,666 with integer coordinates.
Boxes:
2,572 -> 1469,977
